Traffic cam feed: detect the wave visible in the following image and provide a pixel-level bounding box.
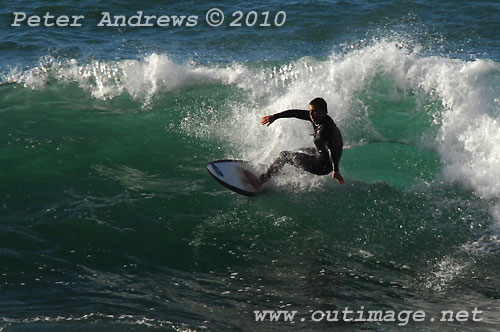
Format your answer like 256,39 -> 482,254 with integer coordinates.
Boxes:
2,38 -> 500,211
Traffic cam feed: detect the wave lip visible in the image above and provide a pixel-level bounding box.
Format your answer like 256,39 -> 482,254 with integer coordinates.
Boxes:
410,57 -> 500,200
1,53 -> 249,108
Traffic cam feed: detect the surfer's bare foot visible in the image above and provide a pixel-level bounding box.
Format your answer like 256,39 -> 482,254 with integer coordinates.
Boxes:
333,172 -> 344,185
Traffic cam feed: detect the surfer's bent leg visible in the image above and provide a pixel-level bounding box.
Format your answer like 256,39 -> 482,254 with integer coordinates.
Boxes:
259,151 -> 296,183
259,150 -> 331,183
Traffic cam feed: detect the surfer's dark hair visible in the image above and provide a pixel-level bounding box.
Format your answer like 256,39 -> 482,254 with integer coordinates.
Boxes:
309,97 -> 327,114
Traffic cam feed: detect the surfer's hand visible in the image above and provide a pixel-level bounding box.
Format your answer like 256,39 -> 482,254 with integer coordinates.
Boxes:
332,171 -> 344,185
261,115 -> 275,126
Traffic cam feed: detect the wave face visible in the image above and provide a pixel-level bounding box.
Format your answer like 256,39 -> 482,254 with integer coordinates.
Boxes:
1,0 -> 500,331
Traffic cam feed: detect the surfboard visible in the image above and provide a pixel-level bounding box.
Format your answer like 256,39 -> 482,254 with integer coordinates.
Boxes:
207,160 -> 263,196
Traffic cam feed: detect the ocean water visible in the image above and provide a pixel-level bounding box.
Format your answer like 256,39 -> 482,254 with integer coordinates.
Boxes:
1,0 -> 500,331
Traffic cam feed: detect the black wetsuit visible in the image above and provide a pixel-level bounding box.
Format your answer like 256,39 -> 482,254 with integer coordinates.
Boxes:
260,109 -> 343,182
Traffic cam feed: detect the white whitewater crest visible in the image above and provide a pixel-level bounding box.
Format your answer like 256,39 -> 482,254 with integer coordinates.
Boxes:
1,53 -> 249,108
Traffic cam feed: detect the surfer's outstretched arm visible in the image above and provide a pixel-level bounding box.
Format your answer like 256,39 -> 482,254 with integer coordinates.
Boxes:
261,109 -> 310,126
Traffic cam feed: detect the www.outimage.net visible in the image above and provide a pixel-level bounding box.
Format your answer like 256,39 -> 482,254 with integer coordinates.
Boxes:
254,307 -> 484,326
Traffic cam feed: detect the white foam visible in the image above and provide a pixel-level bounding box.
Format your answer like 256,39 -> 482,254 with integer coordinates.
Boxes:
0,313 -> 194,330
1,53 -> 249,108
423,255 -> 469,293
405,56 -> 500,200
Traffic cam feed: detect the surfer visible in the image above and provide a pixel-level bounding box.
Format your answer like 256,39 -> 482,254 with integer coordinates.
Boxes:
258,97 -> 344,185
